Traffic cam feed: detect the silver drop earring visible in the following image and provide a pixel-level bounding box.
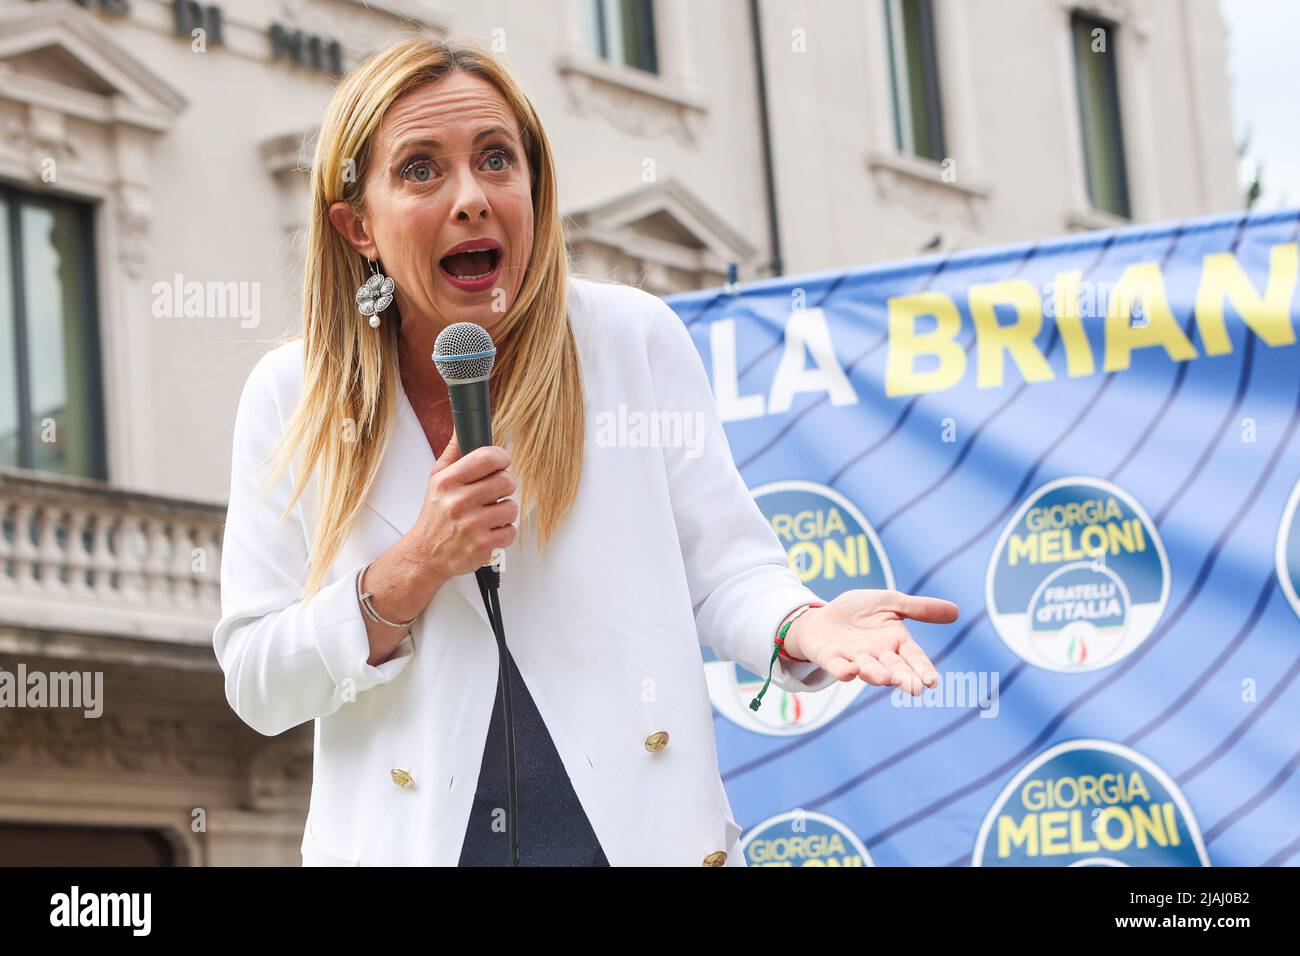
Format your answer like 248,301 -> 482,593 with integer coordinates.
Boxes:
355,258 -> 395,328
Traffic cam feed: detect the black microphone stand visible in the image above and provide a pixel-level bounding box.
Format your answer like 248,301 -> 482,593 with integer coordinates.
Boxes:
475,563 -> 518,868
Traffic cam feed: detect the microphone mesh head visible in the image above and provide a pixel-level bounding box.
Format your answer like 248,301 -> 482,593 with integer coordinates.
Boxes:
433,322 -> 496,382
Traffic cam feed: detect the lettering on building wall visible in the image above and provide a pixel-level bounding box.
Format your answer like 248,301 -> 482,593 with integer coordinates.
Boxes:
173,0 -> 224,47
270,23 -> 344,76
71,0 -> 131,15
70,0 -> 344,75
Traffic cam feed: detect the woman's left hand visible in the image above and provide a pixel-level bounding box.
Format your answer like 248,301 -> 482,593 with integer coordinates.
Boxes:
781,589 -> 959,696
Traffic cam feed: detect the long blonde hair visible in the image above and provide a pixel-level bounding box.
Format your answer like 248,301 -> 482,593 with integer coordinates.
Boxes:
262,35 -> 583,599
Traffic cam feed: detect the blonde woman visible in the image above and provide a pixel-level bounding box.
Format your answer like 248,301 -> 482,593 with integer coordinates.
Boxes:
213,35 -> 959,867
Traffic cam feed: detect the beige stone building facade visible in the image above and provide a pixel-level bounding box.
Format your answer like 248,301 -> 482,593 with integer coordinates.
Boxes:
0,0 -> 1241,864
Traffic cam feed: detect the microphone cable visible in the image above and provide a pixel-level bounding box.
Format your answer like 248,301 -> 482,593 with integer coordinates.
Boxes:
475,564 -> 519,868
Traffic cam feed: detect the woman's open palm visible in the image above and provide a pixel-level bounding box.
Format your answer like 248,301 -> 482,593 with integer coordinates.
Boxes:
783,589 -> 960,696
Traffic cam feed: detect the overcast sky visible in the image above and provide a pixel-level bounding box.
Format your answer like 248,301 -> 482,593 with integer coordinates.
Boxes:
1220,0 -> 1299,209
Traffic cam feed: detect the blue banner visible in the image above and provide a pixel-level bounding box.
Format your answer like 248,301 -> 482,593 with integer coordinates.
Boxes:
666,208 -> 1300,867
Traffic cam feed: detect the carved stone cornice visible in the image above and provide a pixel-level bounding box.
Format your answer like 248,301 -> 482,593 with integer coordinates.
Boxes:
0,705 -> 241,777
555,51 -> 708,146
0,3 -> 185,278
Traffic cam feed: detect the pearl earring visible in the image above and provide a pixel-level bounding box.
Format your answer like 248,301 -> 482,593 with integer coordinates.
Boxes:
355,259 -> 395,328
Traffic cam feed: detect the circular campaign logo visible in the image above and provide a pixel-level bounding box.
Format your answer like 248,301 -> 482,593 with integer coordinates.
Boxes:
1277,478 -> 1300,619
740,811 -> 874,867
705,481 -> 893,735
973,739 -> 1210,867
986,477 -> 1169,672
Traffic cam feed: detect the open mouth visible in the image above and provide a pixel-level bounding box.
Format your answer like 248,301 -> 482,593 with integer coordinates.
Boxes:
439,247 -> 501,283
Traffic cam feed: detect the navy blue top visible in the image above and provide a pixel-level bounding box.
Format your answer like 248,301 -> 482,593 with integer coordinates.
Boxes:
457,646 -> 609,866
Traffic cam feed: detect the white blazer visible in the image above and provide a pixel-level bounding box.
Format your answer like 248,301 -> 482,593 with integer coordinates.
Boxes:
213,277 -> 837,866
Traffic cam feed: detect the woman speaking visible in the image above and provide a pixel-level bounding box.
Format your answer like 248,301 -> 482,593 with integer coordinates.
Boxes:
213,35 -> 960,867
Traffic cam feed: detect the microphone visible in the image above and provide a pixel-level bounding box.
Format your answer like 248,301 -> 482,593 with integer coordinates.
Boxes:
433,321 -> 503,579
432,322 -> 496,455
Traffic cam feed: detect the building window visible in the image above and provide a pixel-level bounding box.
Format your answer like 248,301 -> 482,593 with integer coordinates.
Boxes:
587,0 -> 659,74
0,186 -> 105,480
1071,12 -> 1131,218
884,0 -> 945,162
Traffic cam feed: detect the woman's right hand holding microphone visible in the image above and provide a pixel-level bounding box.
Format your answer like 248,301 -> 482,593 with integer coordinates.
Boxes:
361,430 -> 517,665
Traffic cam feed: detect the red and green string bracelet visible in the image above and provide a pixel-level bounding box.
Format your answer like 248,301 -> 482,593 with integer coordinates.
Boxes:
749,603 -> 824,712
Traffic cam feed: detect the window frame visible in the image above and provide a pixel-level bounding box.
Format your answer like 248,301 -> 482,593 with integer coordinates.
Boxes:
0,183 -> 107,480
1069,9 -> 1132,219
591,0 -> 659,75
883,0 -> 946,162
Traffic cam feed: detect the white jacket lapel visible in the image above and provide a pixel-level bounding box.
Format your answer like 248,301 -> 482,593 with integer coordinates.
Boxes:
363,382 -> 494,632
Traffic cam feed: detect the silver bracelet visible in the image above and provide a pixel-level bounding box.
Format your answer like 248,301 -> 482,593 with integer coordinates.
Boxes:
355,561 -> 418,630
